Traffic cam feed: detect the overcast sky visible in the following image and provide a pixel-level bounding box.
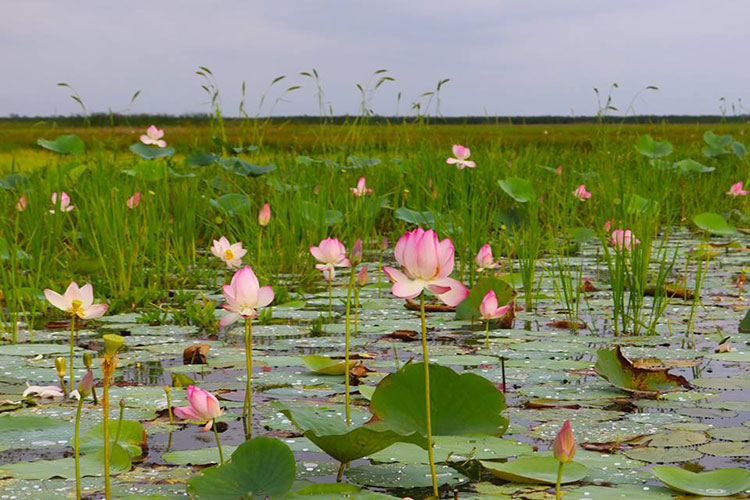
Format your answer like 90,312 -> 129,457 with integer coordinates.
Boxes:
2,1 -> 748,117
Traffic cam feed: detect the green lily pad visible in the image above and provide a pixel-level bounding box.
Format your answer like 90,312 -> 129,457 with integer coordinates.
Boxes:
645,430 -> 708,448
288,483 -> 398,499
187,437 -> 296,499
481,456 -> 587,484
652,465 -> 750,497
498,177 -> 536,203
371,362 -> 508,437
162,446 -> 238,465
301,355 -> 355,375
79,419 -> 147,459
693,212 -> 738,236
707,426 -> 750,441
0,443 -> 131,479
279,405 -> 426,463
455,277 -> 514,321
636,134 -> 673,159
37,134 -> 85,156
697,441 -> 750,457
624,447 -> 702,463
368,435 -> 532,463
345,463 -> 467,488
129,143 -> 175,160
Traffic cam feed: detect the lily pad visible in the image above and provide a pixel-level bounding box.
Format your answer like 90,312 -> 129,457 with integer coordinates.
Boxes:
0,443 -> 131,479
370,362 -> 509,437
595,347 -> 691,394
652,465 -> 750,497
498,177 -> 536,203
481,456 -> 587,484
693,212 -> 738,236
301,355 -> 355,375
345,463 -> 467,488
187,436 -> 296,499
37,134 -> 85,156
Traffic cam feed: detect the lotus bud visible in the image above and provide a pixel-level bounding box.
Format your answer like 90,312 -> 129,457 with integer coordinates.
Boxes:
77,370 -> 94,399
103,334 -> 125,357
552,420 -> 577,463
380,238 -> 388,251
119,397 -> 126,410
258,203 -> 271,227
358,266 -> 368,287
351,239 -> 363,265
83,351 -> 93,370
54,356 -> 66,377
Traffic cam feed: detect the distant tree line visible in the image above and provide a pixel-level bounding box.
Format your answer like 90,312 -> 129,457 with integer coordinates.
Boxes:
1,113 -> 748,126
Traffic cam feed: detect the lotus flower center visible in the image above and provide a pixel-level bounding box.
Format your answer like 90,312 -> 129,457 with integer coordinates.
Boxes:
70,299 -> 83,315
224,249 -> 234,260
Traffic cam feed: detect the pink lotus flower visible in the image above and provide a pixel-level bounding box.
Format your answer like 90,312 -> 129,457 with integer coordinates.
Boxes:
475,244 -> 499,272
552,420 -> 577,463
310,238 -> 350,281
383,227 -> 469,306
219,266 -> 274,327
573,184 -> 592,201
16,196 -> 26,212
380,238 -> 389,251
350,177 -> 373,197
555,165 -> 563,175
49,191 -> 74,214
140,125 -> 167,148
173,386 -> 224,431
44,282 -> 108,319
258,203 -> 271,226
210,236 -> 247,268
126,191 -> 141,209
604,220 -> 612,232
727,181 -> 748,197
22,384 -> 64,399
479,290 -> 511,320
358,266 -> 368,287
351,238 -> 363,265
445,144 -> 476,170
610,229 -> 639,251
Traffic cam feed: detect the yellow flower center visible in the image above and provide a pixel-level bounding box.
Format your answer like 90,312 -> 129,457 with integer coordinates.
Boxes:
224,249 -> 234,261
70,299 -> 84,317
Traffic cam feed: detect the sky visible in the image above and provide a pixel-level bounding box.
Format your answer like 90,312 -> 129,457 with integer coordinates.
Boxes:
2,1 -> 748,117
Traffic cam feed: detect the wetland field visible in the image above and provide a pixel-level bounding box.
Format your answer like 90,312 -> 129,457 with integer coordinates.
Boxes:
0,118 -> 749,499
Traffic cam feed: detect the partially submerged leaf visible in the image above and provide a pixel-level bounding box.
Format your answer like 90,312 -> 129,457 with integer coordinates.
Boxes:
301,354 -> 355,375
481,456 -> 587,484
652,465 -> 750,497
595,347 -> 691,395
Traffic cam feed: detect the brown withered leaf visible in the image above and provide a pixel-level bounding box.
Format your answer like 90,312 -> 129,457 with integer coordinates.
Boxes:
547,320 -> 586,330
384,330 -> 419,342
595,346 -> 692,395
404,299 -> 455,312
183,344 -> 211,365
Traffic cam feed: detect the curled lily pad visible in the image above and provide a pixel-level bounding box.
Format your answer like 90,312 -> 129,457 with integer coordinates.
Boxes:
371,362 -> 509,437
279,405 -> 426,464
301,354 -> 355,375
652,465 -> 750,497
481,456 -> 587,484
595,347 -> 691,395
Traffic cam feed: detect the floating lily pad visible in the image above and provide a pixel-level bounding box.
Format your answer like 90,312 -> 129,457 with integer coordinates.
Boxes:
652,465 -> 750,497
0,443 -> 131,479
697,441 -> 750,457
345,463 -> 467,488
301,355 -> 355,375
367,435 -> 532,463
624,447 -> 702,463
481,456 -> 587,484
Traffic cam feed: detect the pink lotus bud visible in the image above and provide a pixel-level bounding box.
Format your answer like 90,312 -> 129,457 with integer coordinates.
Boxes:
380,237 -> 389,251
552,420 -> 577,463
258,203 -> 271,226
77,370 -> 94,398
604,220 -> 612,232
351,239 -> 363,265
555,165 -> 563,175
573,184 -> 592,201
610,229 -> 639,251
16,196 -> 27,212
173,385 -> 225,431
475,244 -> 499,272
126,191 -> 141,209
358,266 -> 368,287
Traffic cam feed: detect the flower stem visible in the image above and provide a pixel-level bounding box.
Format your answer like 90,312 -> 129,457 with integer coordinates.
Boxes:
165,387 -> 174,424
212,419 -> 224,464
353,286 -> 360,336
243,318 -> 253,439
328,278 -> 332,321
485,319 -> 490,349
257,229 -> 263,269
102,370 -> 111,500
113,398 -> 125,447
419,292 -> 438,498
69,315 -> 76,393
555,461 -> 564,500
344,266 -> 356,426
74,396 -> 84,500
336,461 -> 345,482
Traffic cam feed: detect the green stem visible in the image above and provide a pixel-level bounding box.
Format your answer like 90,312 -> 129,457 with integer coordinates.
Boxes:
485,319 -> 490,349
74,396 -> 84,500
165,387 -> 174,424
328,278 -> 332,321
257,229 -> 263,269
344,267 -> 356,425
103,373 -> 111,500
212,419 -> 224,464
113,398 -> 125,447
243,318 -> 253,438
336,461 -> 345,482
555,461 -> 564,500
353,286 -> 360,336
69,315 -> 76,393
419,292 -> 438,498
